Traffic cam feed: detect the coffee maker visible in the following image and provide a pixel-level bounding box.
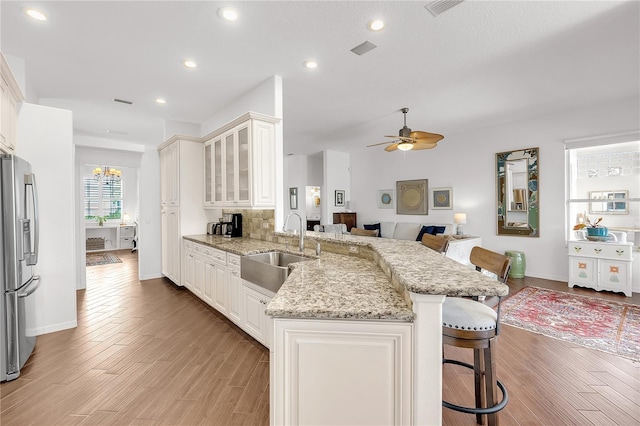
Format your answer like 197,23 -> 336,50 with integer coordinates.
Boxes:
223,213 -> 243,238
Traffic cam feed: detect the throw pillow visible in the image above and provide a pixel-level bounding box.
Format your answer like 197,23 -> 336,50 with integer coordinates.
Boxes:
364,223 -> 381,237
432,226 -> 446,235
416,225 -> 435,241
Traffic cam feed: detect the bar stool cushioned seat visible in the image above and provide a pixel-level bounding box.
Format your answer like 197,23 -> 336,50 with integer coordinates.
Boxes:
442,298 -> 497,331
442,246 -> 511,426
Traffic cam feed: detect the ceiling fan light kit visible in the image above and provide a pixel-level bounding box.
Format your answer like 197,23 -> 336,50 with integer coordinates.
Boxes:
367,107 -> 444,152
397,141 -> 413,151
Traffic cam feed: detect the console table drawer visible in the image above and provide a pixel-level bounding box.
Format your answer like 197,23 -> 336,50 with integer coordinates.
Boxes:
568,242 -> 632,260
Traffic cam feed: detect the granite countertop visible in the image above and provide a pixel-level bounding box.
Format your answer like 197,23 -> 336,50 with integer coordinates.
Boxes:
184,234 -> 414,321
184,232 -> 509,322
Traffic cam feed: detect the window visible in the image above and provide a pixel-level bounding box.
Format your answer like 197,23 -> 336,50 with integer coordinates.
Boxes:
84,175 -> 123,220
565,132 -> 640,243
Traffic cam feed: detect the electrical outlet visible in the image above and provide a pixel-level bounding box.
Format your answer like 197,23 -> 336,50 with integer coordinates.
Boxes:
262,222 -> 269,229
349,246 -> 359,253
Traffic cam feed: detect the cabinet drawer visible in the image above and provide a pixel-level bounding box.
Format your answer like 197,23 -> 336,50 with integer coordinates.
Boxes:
120,226 -> 135,237
227,253 -> 241,270
120,237 -> 134,249
568,242 -> 633,261
184,240 -> 193,251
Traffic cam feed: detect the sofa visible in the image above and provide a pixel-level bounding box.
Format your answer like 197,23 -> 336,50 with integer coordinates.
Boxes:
361,221 -> 454,240
360,221 -> 480,266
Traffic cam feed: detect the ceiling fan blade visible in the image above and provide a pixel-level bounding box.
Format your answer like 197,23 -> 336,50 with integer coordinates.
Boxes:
410,131 -> 444,143
384,143 -> 399,152
411,142 -> 438,150
366,141 -> 394,147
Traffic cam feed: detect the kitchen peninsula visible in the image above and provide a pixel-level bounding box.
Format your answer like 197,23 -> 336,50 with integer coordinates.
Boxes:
183,231 -> 508,425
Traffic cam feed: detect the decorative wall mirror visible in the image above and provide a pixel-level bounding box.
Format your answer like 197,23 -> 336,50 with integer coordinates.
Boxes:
289,187 -> 298,210
589,190 -> 629,214
496,147 -> 539,236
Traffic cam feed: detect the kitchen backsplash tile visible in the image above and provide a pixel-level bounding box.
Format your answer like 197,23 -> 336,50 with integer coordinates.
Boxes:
222,209 -> 274,240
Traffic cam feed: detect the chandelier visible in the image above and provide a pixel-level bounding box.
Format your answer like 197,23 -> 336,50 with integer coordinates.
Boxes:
93,166 -> 121,183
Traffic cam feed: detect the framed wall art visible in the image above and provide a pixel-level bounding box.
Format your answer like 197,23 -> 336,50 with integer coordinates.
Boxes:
396,179 -> 428,215
431,187 -> 452,210
377,189 -> 394,209
335,190 -> 345,207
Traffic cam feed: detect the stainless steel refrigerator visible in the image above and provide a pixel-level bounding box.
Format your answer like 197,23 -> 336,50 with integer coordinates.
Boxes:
1,154 -> 41,381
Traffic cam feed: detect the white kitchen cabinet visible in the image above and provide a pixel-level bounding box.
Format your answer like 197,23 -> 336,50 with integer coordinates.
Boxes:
158,136 -> 208,286
203,112 -> 279,208
227,254 -> 243,325
161,207 -> 180,283
183,240 -> 196,292
242,280 -> 274,348
208,247 -> 228,315
271,319 -> 413,425
568,240 -> 633,297
159,140 -> 179,206
0,53 -> 24,155
193,255 -> 205,298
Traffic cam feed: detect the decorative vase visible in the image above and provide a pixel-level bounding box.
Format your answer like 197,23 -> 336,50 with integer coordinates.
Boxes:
586,227 -> 608,237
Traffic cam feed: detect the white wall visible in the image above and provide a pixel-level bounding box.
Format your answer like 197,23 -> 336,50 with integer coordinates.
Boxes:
201,77 -> 280,134
345,96 -> 639,281
323,150 -> 351,225
138,147 -> 162,280
283,154 -> 308,230
164,120 -> 200,140
16,103 -> 77,335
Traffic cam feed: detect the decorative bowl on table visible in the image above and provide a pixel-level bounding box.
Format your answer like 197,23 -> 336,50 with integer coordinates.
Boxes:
585,226 -> 608,241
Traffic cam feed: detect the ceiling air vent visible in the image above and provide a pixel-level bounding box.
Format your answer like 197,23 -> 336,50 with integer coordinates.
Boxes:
350,41 -> 377,56
113,98 -> 133,105
425,0 -> 464,17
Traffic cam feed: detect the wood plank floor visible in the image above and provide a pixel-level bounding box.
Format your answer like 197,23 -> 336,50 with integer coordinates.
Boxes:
1,250 -> 638,425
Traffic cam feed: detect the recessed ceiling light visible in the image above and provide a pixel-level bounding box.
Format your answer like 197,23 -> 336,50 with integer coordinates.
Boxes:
367,19 -> 384,31
26,8 -> 47,21
183,60 -> 197,69
156,98 -> 166,104
303,60 -> 318,69
218,7 -> 238,21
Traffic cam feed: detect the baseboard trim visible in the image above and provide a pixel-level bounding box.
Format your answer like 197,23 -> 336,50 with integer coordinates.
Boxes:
30,320 -> 78,336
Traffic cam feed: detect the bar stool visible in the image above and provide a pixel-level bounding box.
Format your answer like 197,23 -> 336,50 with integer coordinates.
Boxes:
421,233 -> 450,254
442,246 -> 511,426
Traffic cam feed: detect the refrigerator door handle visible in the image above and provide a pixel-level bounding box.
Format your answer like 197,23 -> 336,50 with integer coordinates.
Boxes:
24,173 -> 39,266
18,275 -> 41,298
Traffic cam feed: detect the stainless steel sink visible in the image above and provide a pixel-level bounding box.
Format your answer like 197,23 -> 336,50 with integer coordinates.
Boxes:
241,251 -> 312,293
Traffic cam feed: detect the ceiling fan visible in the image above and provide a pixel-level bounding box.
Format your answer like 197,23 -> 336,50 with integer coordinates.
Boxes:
367,108 -> 444,152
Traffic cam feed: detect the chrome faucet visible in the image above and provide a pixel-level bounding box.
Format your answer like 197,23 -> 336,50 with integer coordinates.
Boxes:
283,212 -> 305,253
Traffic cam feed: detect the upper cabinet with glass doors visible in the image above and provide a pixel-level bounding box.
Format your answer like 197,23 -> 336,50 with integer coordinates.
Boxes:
203,112 -> 278,208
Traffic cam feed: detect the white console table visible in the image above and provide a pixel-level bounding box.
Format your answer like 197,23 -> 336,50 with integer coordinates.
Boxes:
86,223 -> 136,252
568,240 -> 633,297
446,235 -> 482,266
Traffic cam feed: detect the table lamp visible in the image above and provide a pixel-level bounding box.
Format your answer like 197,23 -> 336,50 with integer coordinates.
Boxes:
454,213 -> 467,236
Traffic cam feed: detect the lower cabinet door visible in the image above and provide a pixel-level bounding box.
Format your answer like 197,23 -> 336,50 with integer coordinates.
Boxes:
568,256 -> 598,288
599,260 -> 630,293
227,269 -> 242,325
183,251 -> 196,291
242,284 -> 271,346
202,262 -> 215,305
212,264 -> 228,314
193,256 -> 204,298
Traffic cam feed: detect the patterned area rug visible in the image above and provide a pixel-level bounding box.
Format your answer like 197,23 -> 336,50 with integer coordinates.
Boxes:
499,286 -> 639,361
86,253 -> 122,266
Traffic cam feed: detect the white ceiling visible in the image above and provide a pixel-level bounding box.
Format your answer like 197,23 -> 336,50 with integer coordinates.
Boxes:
2,1 -> 639,155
